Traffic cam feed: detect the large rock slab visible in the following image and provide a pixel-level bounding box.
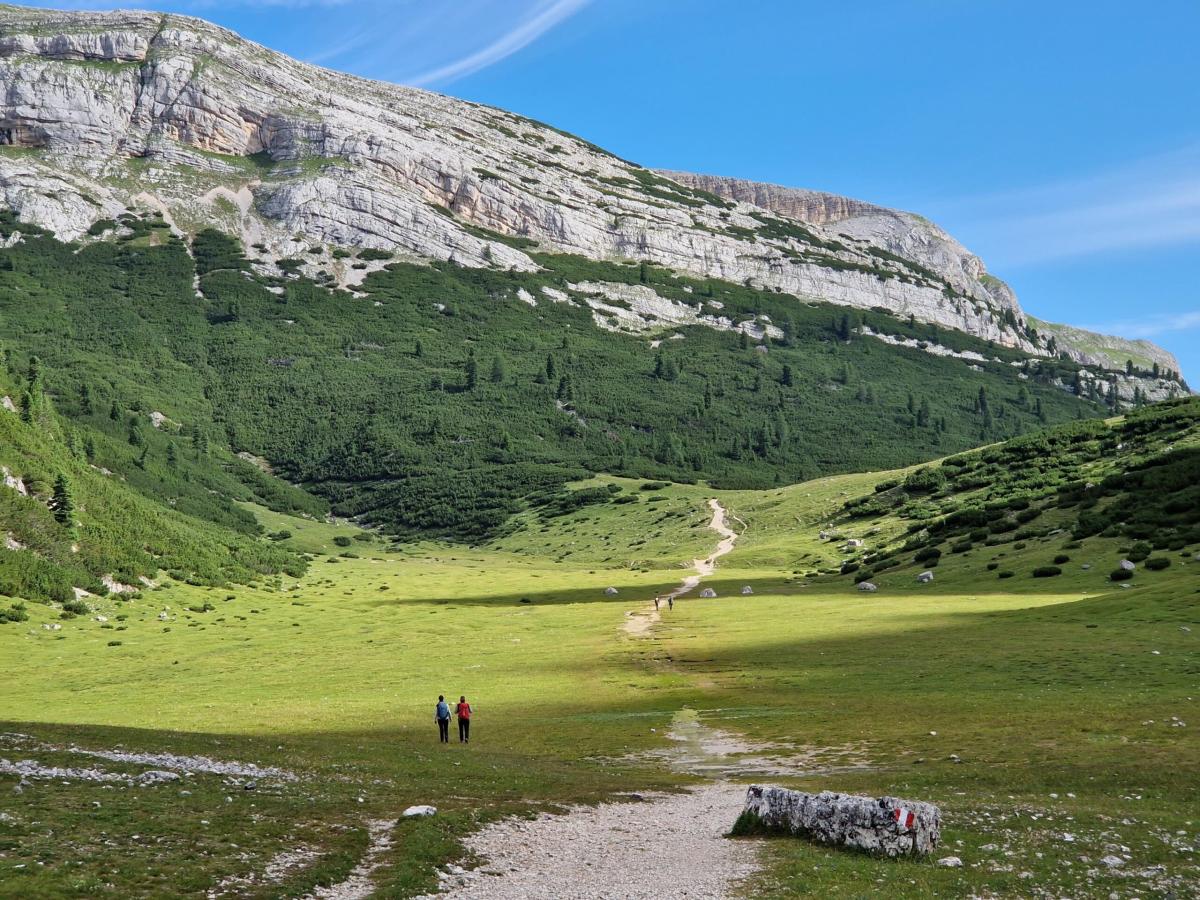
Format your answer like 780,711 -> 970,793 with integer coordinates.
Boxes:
739,785 -> 941,857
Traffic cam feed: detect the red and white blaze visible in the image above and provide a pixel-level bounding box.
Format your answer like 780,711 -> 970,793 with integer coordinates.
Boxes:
893,807 -> 915,830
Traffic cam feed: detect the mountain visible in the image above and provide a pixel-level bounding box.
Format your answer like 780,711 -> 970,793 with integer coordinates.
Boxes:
0,4 -> 1193,597
661,172 -> 1181,376
0,5 -> 1183,391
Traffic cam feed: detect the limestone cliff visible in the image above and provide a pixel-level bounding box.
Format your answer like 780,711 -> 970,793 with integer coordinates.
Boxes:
0,4 -> 1182,385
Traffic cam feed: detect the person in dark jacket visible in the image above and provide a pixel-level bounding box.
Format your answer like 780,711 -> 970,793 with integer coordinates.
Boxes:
434,695 -> 451,743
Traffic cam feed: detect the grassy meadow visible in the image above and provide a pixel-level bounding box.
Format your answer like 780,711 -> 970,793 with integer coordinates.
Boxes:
2,460 -> 1198,897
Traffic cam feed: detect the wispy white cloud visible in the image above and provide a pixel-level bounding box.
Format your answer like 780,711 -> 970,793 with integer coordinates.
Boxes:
930,144 -> 1200,269
402,0 -> 591,87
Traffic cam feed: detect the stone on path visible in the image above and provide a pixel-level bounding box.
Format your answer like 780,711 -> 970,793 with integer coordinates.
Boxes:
403,805 -> 437,818
740,785 -> 941,858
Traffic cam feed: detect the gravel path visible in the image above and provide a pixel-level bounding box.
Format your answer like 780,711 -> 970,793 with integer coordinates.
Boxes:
418,784 -> 756,900
623,499 -> 740,636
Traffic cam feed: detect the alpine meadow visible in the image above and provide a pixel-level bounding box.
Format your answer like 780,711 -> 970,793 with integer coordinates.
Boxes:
0,4 -> 1196,899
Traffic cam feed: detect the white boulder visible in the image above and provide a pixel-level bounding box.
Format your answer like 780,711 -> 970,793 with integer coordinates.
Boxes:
740,785 -> 941,857
403,805 -> 437,817
917,571 -> 934,584
857,582 -> 878,592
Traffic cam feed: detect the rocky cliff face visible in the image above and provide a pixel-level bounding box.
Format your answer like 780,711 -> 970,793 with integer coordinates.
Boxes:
663,173 -> 1183,378
0,5 -> 1182,383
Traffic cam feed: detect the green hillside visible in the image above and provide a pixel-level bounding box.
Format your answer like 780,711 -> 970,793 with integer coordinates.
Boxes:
0,353 -> 315,605
0,214 -> 1124,548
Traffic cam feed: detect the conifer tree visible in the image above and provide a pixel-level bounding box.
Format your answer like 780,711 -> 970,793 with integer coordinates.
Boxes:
490,355 -> 506,384
49,474 -> 73,527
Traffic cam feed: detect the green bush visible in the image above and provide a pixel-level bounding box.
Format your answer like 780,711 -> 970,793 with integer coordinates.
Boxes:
998,570 -> 1015,579
1109,568 -> 1134,581
1053,554 -> 1070,564
1144,557 -> 1171,571
1032,566 -> 1062,578
333,536 -> 354,548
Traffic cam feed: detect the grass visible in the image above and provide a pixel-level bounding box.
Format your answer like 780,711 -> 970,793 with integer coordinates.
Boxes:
2,460 -> 1198,896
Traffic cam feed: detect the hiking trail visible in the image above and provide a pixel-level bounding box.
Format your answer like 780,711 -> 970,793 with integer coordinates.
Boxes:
623,498 -> 740,637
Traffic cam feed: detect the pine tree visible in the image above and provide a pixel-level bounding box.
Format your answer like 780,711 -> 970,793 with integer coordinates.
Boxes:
702,382 -> 713,410
490,355 -> 506,384
49,474 -> 73,527
545,354 -> 557,382
738,331 -> 749,351
19,391 -> 33,424
907,393 -> 916,415
663,358 -> 679,381
654,351 -> 665,379
917,398 -> 931,428
639,261 -> 649,284
1125,359 -> 1134,375
464,352 -> 478,391
79,383 -> 93,415
166,443 -> 178,468
1071,370 -> 1084,396
556,374 -> 574,402
414,339 -> 424,358
1036,397 -> 1047,423
109,399 -> 120,421
780,364 -> 793,387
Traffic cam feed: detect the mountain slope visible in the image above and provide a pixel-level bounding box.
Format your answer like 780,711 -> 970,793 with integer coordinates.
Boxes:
663,171 -> 1183,376
0,3 -> 1182,387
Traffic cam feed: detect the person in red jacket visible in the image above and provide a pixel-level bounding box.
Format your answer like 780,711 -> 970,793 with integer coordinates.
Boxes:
455,695 -> 472,743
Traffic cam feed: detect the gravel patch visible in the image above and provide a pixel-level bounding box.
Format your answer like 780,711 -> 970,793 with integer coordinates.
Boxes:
417,784 -> 756,900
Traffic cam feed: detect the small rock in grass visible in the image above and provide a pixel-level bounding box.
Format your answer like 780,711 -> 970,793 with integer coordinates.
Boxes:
1100,854 -> 1125,868
857,582 -> 877,592
604,587 -> 619,596
403,804 -> 437,817
937,856 -> 963,867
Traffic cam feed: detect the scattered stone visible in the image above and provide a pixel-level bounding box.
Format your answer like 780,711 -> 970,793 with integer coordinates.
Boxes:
937,856 -> 963,867
403,805 -> 437,817
1118,560 -> 1136,571
1082,564 -> 1092,570
857,582 -> 877,592
917,571 -> 934,584
740,785 -> 940,857
741,585 -> 753,595
699,588 -> 717,599
1100,855 -> 1125,869
604,587 -> 619,597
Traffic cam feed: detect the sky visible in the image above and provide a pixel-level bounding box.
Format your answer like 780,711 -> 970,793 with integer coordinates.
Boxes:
32,0 -> 1200,380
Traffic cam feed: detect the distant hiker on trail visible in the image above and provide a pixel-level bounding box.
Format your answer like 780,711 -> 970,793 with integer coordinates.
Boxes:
456,695 -> 472,743
668,595 -> 673,610
654,596 -> 660,611
435,695 -> 451,743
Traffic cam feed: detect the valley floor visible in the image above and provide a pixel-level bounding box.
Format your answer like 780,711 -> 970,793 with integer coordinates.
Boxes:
1,476 -> 1198,898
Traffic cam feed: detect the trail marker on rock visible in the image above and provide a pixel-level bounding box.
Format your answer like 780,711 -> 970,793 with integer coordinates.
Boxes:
738,786 -> 940,857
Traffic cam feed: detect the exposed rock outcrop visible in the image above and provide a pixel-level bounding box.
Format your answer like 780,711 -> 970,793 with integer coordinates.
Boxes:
0,5 -> 1182,385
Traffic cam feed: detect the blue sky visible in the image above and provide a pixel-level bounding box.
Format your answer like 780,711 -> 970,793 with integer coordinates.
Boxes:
36,0 -> 1200,379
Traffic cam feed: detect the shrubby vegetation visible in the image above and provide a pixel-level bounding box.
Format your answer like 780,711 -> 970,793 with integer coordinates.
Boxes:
835,396 -> 1200,583
0,216 -> 1111,544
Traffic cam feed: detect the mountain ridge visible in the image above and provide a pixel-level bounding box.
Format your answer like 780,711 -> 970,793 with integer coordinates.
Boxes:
0,3 -> 1183,386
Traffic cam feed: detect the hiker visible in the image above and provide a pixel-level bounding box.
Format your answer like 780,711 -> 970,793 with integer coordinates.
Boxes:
434,695 -> 451,743
654,596 -> 660,610
456,695 -> 472,743
668,595 -> 673,610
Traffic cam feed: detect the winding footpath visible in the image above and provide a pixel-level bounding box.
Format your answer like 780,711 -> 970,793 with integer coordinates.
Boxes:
418,499 -> 758,900
623,499 -> 740,636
